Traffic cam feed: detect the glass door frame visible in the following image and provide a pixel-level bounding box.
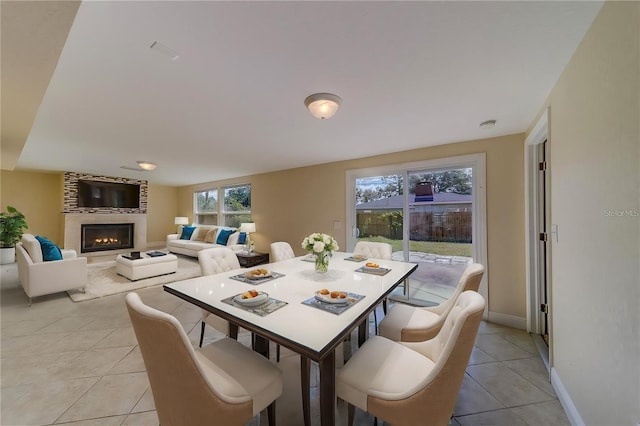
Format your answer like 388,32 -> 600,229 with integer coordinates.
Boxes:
346,153 -> 488,313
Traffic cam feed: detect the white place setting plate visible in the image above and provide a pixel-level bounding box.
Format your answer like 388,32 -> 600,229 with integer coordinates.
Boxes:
244,270 -> 272,280
314,290 -> 349,305
234,291 -> 269,306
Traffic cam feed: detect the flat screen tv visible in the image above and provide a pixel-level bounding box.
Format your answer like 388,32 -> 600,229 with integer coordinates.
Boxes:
77,180 -> 140,208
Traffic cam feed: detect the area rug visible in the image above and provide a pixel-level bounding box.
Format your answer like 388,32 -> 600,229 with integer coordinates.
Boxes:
67,255 -> 201,302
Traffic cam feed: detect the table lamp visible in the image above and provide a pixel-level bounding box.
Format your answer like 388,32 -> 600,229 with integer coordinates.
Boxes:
175,217 -> 189,232
239,222 -> 256,253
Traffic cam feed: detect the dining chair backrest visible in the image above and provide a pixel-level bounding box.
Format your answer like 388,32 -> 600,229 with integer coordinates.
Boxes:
198,247 -> 241,276
125,292 -> 254,425
427,263 -> 484,316
353,241 -> 392,260
270,242 -> 295,262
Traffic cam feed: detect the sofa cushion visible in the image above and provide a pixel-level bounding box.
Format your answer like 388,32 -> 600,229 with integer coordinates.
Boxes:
204,227 -> 219,243
216,229 -> 235,245
193,227 -> 211,242
21,234 -> 43,263
238,232 -> 247,244
34,236 -> 63,261
180,226 -> 197,240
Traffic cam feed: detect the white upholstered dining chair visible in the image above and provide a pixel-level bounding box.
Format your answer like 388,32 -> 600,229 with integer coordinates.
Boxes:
270,241 -> 295,262
198,246 -> 281,361
126,292 -> 282,426
353,241 -> 393,332
353,241 -> 393,260
197,247 -> 242,346
337,290 -> 485,426
378,263 -> 485,342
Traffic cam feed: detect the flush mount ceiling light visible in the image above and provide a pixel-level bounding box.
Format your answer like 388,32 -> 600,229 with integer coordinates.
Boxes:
304,93 -> 342,119
136,161 -> 157,171
479,119 -> 497,129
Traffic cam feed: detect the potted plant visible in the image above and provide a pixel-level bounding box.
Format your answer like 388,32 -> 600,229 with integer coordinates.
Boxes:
0,206 -> 28,264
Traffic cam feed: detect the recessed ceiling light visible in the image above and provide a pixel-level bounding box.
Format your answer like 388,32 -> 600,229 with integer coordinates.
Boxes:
150,41 -> 179,60
480,120 -> 497,129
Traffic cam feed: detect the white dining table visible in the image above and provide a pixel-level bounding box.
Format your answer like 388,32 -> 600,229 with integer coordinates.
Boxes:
164,251 -> 417,426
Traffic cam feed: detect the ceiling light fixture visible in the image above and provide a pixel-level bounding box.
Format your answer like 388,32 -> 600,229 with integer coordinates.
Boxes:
304,93 -> 342,119
479,119 -> 497,129
136,161 -> 157,171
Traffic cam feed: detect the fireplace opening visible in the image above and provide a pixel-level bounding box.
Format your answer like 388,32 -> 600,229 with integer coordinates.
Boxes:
81,223 -> 134,253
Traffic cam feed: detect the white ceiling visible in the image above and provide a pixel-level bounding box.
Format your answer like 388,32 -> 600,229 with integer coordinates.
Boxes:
15,1 -> 603,186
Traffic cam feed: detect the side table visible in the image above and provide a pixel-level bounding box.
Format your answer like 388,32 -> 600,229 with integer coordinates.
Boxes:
236,251 -> 269,268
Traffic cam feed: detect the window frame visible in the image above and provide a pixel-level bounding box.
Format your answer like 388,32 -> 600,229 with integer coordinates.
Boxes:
193,183 -> 252,227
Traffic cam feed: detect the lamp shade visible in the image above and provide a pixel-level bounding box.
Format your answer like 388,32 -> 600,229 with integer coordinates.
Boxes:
239,222 -> 256,233
174,217 -> 189,225
304,93 -> 342,119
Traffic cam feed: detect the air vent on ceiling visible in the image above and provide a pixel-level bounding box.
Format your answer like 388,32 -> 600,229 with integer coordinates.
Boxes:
150,41 -> 179,60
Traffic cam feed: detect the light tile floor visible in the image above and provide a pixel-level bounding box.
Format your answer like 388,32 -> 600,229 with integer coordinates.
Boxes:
1,262 -> 569,425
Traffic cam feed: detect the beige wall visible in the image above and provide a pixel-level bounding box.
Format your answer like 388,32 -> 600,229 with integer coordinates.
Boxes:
146,184 -> 179,246
178,134 -> 526,318
531,2 -> 639,424
1,170 -> 63,245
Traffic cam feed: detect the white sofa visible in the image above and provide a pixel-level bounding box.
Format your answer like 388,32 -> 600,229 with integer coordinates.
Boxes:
16,234 -> 87,306
166,225 -> 245,258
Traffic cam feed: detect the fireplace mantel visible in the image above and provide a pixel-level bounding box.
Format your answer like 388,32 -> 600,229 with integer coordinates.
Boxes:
63,213 -> 147,257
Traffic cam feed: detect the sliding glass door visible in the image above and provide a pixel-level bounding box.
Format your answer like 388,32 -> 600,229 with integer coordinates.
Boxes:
347,154 -> 487,308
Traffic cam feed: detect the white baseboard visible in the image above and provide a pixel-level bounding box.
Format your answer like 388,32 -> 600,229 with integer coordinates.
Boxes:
551,367 -> 584,426
487,311 -> 527,330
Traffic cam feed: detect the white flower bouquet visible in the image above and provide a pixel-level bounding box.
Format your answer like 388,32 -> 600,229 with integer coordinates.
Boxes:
301,232 -> 339,254
301,233 -> 339,272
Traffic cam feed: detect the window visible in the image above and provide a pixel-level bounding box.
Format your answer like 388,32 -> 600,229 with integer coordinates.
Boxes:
193,184 -> 252,227
223,184 -> 251,227
194,189 -> 218,225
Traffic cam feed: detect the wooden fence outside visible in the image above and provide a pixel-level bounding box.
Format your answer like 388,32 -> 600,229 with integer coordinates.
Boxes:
357,211 -> 472,243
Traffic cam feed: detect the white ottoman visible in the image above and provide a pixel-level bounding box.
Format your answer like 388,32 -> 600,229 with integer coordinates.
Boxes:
116,253 -> 178,281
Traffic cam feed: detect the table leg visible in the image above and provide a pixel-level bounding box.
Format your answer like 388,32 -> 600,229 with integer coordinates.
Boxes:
319,351 -> 336,426
300,356 -> 311,426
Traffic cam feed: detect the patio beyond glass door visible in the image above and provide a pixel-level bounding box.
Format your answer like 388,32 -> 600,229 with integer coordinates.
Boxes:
405,168 -> 473,306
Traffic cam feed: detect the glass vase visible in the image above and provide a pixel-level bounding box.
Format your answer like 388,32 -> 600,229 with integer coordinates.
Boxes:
314,251 -> 330,273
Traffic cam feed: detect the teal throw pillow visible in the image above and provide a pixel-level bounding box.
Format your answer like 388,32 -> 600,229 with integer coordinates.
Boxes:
34,236 -> 63,261
238,232 -> 247,244
180,226 -> 196,240
216,229 -> 235,245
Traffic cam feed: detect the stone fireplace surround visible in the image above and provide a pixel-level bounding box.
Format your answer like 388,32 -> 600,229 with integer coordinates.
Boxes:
62,172 -> 148,257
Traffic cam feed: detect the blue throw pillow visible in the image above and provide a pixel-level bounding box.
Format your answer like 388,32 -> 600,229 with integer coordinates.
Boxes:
238,232 -> 247,244
180,226 -> 196,240
34,236 -> 63,261
216,229 -> 235,245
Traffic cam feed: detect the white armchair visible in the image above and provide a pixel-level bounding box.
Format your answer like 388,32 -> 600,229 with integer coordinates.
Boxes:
16,234 -> 87,306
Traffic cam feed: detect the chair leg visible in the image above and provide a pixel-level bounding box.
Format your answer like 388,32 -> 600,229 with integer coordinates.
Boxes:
373,309 -> 378,334
347,403 -> 355,426
199,321 -> 206,348
276,344 -> 280,362
267,401 -> 276,426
